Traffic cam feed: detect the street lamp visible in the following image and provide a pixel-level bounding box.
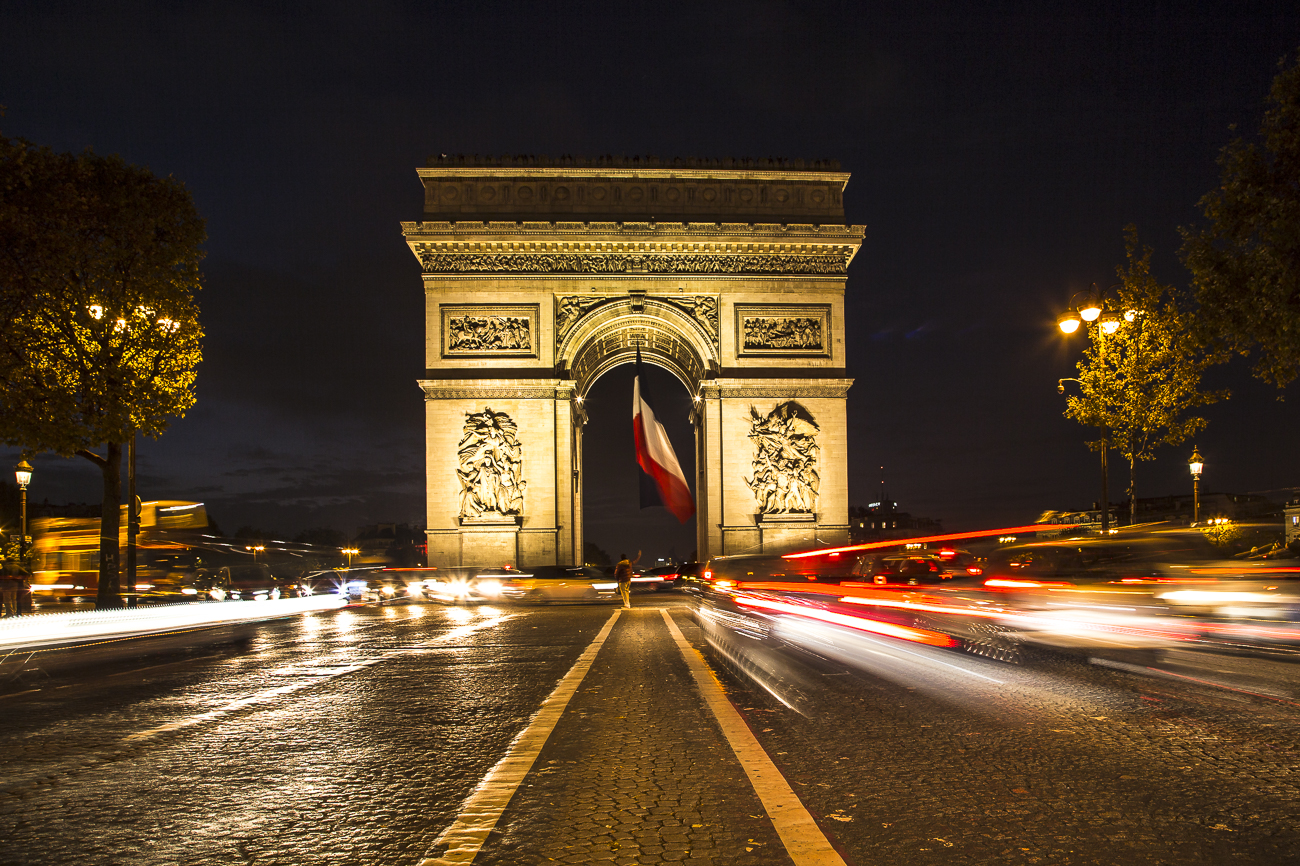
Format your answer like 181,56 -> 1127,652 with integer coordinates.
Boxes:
1057,284 -> 1130,532
14,460 -> 32,572
342,547 -> 359,569
1188,445 -> 1204,523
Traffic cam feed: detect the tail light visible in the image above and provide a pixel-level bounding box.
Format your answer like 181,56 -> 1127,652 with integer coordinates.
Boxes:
703,570 -> 712,580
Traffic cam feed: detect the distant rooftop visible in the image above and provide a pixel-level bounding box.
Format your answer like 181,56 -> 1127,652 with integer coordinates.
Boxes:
426,154 -> 842,171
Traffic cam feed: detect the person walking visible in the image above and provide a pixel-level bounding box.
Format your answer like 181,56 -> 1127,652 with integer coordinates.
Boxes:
0,571 -> 20,618
615,550 -> 640,609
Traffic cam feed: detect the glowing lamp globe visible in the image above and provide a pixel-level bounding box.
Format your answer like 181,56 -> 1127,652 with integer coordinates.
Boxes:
1057,312 -> 1081,334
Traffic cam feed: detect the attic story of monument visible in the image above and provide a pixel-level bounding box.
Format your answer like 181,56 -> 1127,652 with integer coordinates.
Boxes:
406,155 -> 864,567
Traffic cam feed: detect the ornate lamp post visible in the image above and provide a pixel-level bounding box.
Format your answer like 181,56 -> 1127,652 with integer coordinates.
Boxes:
342,547 -> 359,570
1057,285 -> 1124,532
14,460 -> 33,570
1188,445 -> 1204,523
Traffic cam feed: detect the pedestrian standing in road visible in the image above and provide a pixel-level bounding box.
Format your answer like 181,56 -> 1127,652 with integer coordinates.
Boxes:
0,573 -> 19,617
615,550 -> 640,609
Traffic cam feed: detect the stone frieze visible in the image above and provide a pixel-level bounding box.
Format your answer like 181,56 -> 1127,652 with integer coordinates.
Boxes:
742,316 -> 823,351
447,315 -> 532,352
420,252 -> 848,276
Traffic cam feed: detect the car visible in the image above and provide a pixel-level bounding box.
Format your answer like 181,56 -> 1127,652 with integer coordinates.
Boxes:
478,565 -> 617,604
223,563 -> 296,601
695,554 -> 834,592
847,550 -> 984,587
639,565 -> 687,592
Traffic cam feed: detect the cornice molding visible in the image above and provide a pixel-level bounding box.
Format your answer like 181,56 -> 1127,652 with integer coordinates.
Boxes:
416,251 -> 849,276
402,220 -> 864,239
699,377 -> 854,399
418,166 -> 851,188
419,378 -> 575,401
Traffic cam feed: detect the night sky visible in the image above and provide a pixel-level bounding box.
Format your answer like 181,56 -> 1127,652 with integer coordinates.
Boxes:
3,2 -> 1299,561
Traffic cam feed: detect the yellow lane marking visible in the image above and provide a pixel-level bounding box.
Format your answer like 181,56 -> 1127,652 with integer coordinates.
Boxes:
661,608 -> 849,866
418,608 -> 623,866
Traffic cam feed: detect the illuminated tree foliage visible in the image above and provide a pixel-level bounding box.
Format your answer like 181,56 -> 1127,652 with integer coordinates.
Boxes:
1065,228 -> 1224,524
1181,49 -> 1300,390
0,135 -> 204,607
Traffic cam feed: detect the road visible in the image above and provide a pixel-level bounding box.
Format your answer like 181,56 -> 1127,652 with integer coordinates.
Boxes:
1,596 -> 1298,865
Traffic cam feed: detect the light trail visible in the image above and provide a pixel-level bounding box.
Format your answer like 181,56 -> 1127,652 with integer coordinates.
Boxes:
0,596 -> 349,652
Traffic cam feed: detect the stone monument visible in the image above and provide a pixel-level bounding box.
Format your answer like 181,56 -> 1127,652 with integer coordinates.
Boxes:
404,155 -> 864,566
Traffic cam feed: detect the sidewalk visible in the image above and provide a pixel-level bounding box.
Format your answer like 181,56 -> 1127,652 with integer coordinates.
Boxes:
427,606 -> 810,865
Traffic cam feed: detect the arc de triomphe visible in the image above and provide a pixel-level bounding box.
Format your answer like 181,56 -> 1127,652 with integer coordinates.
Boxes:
403,156 -> 864,567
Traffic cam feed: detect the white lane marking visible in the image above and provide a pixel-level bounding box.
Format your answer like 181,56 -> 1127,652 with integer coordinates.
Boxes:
123,615 -> 513,743
418,609 -> 623,866
661,609 -> 849,866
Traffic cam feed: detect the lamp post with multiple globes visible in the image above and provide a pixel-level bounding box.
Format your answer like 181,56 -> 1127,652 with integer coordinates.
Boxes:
1188,445 -> 1204,524
1056,285 -> 1130,533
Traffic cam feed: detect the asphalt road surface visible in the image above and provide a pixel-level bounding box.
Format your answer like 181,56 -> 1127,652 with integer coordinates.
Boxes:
1,597 -> 1298,865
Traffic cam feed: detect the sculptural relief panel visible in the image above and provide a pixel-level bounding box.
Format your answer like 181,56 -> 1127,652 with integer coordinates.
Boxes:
735,304 -> 831,357
554,294 -> 719,349
419,251 -> 848,276
745,402 -> 820,515
457,408 -> 526,519
441,304 -> 538,357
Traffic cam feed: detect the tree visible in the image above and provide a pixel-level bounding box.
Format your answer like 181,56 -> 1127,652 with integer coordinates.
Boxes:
1181,48 -> 1300,389
1065,228 -> 1225,524
0,135 -> 205,607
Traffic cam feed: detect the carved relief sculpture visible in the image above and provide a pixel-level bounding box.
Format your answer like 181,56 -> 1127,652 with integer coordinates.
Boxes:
555,296 -> 606,339
421,251 -> 848,276
745,402 -> 820,514
457,408 -> 526,518
660,295 -> 719,344
743,316 -> 823,351
448,315 -> 532,351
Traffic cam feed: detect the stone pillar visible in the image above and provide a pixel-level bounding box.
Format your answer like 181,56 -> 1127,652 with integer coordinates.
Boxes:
421,379 -> 573,568
700,378 -> 853,557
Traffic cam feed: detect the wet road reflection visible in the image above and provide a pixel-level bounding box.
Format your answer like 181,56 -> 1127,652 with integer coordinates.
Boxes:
1,593 -> 1298,865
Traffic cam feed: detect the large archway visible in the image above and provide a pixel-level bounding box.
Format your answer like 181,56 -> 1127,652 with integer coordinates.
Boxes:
578,361 -> 697,567
408,156 -> 863,566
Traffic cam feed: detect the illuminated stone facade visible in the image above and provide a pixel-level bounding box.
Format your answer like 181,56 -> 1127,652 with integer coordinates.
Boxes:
406,156 -> 863,566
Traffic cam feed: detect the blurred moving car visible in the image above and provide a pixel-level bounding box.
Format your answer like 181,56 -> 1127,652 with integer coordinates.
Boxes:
848,550 -> 984,587
692,554 -> 838,593
223,563 -> 298,601
476,565 -> 616,604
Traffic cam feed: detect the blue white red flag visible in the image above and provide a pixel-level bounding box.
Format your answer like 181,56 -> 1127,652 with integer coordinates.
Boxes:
633,348 -> 695,523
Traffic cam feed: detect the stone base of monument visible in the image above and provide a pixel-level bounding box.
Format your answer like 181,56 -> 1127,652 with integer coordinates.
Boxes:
755,512 -> 817,554
457,515 -> 522,566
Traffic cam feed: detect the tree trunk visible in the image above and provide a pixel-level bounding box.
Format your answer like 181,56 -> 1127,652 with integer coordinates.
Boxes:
80,443 -> 122,608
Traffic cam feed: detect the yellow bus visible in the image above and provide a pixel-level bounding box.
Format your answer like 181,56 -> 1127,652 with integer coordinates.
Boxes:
30,501 -> 209,603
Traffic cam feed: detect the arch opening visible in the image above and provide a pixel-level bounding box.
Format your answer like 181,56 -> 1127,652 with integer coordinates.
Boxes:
559,298 -> 717,399
577,360 -> 699,568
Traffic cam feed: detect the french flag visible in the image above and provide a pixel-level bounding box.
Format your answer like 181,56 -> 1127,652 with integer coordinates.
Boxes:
633,348 -> 695,523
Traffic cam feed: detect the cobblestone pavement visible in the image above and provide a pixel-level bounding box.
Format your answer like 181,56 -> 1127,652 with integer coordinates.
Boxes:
464,608 -> 794,866
1,596 -> 1299,865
